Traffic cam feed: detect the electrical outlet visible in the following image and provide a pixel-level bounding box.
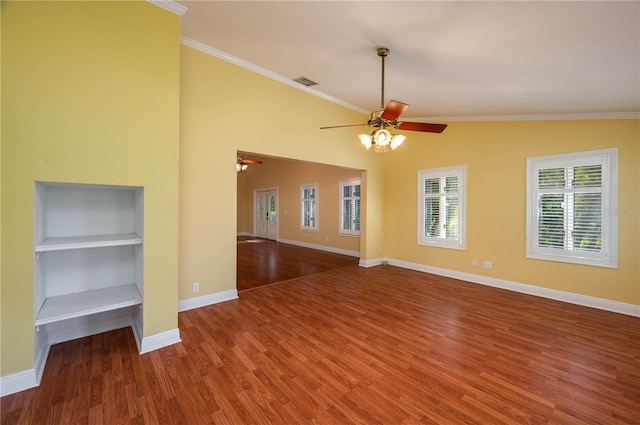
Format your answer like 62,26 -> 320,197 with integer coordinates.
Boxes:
483,261 -> 492,269
472,259 -> 478,267
193,282 -> 200,293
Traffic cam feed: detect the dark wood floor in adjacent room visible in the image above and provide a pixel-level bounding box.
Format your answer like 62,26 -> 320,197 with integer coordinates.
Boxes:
236,236 -> 359,291
2,265 -> 639,424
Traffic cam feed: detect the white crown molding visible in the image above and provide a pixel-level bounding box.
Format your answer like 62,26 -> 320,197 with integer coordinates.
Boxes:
148,0 -> 188,16
387,258 -> 640,317
180,36 -> 370,115
407,111 -> 640,123
178,289 -> 238,312
181,36 -> 639,123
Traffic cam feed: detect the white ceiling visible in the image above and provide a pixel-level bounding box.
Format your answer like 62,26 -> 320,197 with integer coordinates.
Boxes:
177,1 -> 639,121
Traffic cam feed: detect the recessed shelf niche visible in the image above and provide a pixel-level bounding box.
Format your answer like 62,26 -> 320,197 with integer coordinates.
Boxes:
33,182 -> 144,378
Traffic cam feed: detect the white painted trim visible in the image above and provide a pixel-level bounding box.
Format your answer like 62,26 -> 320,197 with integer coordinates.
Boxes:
358,258 -> 385,268
132,315 -> 143,353
180,37 -> 369,115
34,339 -> 50,386
278,238 -> 360,258
178,289 -> 238,312
237,232 -> 252,237
387,258 -> 640,317
140,328 -> 182,354
412,111 -> 640,122
147,0 -> 188,16
0,369 -> 38,397
180,37 -> 637,122
4,323 -> 180,395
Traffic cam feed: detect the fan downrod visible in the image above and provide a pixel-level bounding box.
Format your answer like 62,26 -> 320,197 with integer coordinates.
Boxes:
377,47 -> 389,57
377,48 -> 390,111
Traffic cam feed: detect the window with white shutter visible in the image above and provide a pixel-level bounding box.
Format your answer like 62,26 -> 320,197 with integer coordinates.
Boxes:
301,183 -> 318,231
339,178 -> 360,236
418,166 -> 466,250
526,148 -> 618,268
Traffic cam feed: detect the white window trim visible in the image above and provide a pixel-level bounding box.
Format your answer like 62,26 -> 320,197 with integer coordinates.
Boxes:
525,148 -> 618,268
417,165 -> 467,250
300,183 -> 318,232
339,178 -> 361,237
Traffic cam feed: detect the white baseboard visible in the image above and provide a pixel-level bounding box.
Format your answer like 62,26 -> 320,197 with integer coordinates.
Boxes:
278,238 -> 360,258
34,337 -> 51,387
140,328 -> 182,354
178,289 -> 238,312
237,232 -> 252,237
3,310 -> 178,396
358,258 -> 385,268
0,369 -> 38,397
387,258 -> 640,317
132,313 -> 143,353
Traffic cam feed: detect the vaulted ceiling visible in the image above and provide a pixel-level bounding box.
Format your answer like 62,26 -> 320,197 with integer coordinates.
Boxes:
177,1 -> 639,121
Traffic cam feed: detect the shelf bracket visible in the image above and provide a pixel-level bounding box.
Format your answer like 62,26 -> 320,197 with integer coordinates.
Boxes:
36,325 -> 40,332
36,252 -> 41,260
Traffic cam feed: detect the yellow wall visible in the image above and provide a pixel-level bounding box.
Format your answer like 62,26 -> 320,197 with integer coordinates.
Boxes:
384,120 -> 640,304
179,45 -> 385,301
1,1 -> 180,375
238,156 -> 361,253
3,0 -> 637,386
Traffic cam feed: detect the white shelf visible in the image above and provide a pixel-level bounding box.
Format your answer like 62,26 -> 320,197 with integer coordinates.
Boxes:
35,284 -> 142,326
35,233 -> 142,253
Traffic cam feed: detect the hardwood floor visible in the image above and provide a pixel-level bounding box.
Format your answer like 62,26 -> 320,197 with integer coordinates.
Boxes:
2,266 -> 639,424
237,237 -> 359,291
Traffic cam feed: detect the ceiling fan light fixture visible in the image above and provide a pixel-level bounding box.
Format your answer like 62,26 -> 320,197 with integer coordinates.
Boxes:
359,133 -> 372,150
372,128 -> 391,147
390,134 -> 406,150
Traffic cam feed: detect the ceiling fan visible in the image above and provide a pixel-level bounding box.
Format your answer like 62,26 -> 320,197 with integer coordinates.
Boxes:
321,47 -> 447,152
236,156 -> 262,172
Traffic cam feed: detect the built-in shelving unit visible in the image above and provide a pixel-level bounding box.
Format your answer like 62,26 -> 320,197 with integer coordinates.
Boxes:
35,233 -> 143,253
33,182 -> 144,376
35,284 -> 142,326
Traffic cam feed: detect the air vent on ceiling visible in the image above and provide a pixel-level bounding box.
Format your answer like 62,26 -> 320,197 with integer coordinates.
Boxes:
292,76 -> 317,87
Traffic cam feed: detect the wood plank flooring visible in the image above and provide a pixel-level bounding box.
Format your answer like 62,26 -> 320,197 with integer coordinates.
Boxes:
237,237 -> 359,291
2,265 -> 639,424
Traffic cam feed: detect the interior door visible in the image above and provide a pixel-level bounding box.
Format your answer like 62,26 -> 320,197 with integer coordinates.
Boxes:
266,190 -> 277,240
255,189 -> 277,240
255,190 -> 268,239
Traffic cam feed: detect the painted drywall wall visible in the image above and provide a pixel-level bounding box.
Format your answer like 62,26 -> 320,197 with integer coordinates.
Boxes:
237,171 -> 248,234
179,44 -> 385,301
383,119 -> 639,305
1,1 -> 180,376
238,156 -> 361,253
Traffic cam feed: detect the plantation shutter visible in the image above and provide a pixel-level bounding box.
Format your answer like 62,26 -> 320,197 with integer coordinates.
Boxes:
423,175 -> 459,240
537,165 -> 602,252
526,148 -> 617,268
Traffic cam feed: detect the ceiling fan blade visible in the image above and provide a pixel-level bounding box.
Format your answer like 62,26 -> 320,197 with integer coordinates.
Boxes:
396,121 -> 447,133
320,124 -> 367,130
242,159 -> 263,164
380,100 -> 409,121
